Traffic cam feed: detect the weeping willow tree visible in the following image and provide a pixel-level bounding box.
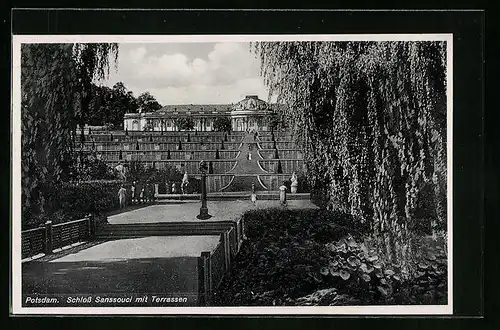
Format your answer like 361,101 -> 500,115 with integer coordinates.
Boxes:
21,43 -> 118,227
253,41 -> 447,273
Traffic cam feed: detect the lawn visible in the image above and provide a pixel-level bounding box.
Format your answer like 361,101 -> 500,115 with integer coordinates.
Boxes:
213,208 -> 448,306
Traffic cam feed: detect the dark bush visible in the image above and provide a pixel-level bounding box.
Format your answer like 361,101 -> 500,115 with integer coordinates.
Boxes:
214,208 -> 447,306
50,180 -> 125,220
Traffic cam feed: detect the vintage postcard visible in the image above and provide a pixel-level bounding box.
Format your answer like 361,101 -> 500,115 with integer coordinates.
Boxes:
11,33 -> 453,315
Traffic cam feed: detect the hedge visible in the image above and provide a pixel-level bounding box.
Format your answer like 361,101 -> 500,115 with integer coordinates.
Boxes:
23,180 -> 126,229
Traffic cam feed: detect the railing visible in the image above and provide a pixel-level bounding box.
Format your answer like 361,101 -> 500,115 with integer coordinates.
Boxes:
21,215 -> 96,260
197,223 -> 243,306
208,240 -> 226,291
52,218 -> 91,251
21,227 -> 46,259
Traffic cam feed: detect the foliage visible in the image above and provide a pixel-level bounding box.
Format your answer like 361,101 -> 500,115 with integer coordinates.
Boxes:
126,161 -> 183,185
70,149 -> 117,181
252,41 -> 448,268
23,180 -> 125,229
175,117 -> 195,131
21,43 -> 118,227
213,209 -> 447,306
87,82 -> 138,128
136,91 -> 162,113
296,171 -> 311,193
213,116 -> 232,132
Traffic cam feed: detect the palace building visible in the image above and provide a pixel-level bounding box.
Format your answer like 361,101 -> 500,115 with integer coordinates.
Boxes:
124,95 -> 276,132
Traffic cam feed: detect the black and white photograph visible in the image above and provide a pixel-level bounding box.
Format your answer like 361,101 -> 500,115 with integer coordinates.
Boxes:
11,33 -> 452,315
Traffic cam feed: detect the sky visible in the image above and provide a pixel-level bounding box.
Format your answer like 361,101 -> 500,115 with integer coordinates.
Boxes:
100,42 -> 271,105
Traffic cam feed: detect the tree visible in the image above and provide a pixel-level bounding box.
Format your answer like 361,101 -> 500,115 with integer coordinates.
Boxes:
87,83 -> 137,128
137,91 -> 162,113
21,43 -> 118,227
175,117 -> 195,131
253,41 -> 447,273
213,116 -> 232,132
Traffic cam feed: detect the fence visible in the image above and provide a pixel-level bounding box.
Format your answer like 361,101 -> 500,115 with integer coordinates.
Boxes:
21,216 -> 96,259
197,224 -> 243,306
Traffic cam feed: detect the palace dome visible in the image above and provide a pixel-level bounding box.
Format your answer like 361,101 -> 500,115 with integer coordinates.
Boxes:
232,95 -> 269,111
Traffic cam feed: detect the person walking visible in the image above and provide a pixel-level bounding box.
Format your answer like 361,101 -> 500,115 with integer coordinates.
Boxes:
118,185 -> 127,209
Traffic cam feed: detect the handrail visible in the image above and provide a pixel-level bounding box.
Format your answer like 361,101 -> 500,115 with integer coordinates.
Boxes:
257,175 -> 268,190
219,176 -> 235,192
257,160 -> 269,173
52,217 -> 88,228
22,227 -> 45,234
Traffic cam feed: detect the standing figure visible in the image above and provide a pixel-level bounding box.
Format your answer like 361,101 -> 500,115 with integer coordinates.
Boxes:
131,182 -> 136,204
279,181 -> 287,206
181,172 -> 189,195
171,182 -> 177,194
140,186 -> 145,203
114,163 -> 127,181
251,183 -> 257,206
118,185 -> 127,209
290,172 -> 298,194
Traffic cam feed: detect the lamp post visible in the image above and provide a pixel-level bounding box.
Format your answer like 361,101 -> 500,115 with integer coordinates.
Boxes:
197,160 -> 210,220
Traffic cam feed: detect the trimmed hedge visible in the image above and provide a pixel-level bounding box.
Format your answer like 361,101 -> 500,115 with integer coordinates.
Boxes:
23,180 -> 128,229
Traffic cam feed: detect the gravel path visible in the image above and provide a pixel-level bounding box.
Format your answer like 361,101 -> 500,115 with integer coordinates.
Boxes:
52,236 -> 221,262
107,199 -> 318,224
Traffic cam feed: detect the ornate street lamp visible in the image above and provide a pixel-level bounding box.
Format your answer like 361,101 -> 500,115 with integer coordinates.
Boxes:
197,160 -> 211,220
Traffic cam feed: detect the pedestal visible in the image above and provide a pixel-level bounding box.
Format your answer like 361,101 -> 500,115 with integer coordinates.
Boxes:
197,170 -> 212,220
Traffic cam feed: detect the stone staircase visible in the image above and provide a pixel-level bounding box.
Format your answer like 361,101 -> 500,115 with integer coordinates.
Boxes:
96,220 -> 241,240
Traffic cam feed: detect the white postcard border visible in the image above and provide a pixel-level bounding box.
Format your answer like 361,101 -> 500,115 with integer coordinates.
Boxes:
11,33 -> 453,315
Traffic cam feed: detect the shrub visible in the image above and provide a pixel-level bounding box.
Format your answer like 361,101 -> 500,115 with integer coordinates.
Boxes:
49,180 -> 125,220
22,180 -> 128,229
296,171 -> 311,193
215,208 -> 447,306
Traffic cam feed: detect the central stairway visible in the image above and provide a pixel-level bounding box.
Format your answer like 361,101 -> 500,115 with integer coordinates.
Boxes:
223,133 -> 268,192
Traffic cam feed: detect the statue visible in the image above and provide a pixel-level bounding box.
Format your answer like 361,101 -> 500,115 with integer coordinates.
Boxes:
181,171 -> 189,195
114,163 -> 127,181
290,172 -> 298,194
